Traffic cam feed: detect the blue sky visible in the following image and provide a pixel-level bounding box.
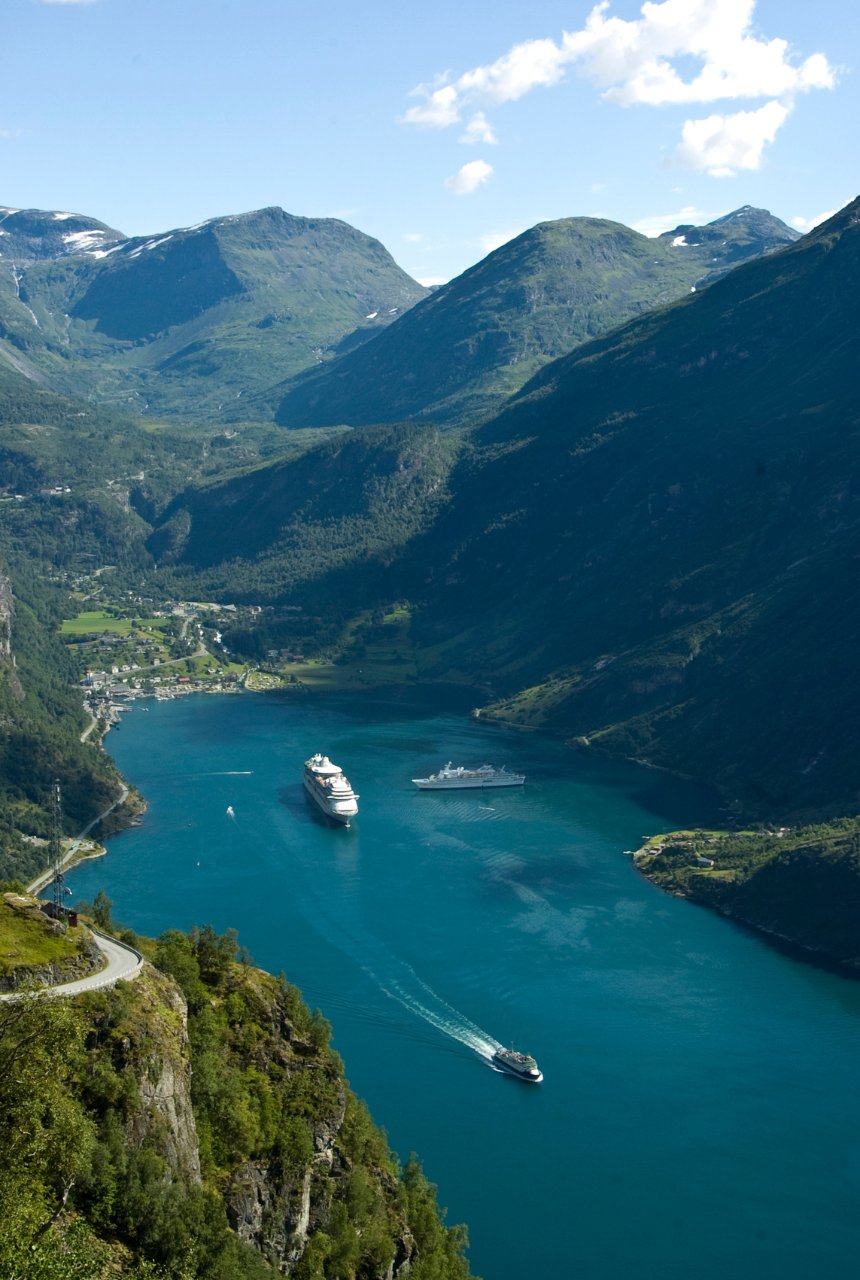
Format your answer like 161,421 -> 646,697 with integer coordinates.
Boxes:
4,0 -> 857,282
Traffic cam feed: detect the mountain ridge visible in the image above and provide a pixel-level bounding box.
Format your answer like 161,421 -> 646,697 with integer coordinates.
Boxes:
149,199 -> 860,818
0,204 -> 429,421
274,206 -> 800,430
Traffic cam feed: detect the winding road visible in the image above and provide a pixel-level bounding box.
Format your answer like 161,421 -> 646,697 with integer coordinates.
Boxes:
0,785 -> 144,1001
0,928 -> 144,1002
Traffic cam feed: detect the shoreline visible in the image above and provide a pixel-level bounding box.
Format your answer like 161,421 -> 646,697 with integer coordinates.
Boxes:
80,685 -> 860,989
631,832 -> 860,984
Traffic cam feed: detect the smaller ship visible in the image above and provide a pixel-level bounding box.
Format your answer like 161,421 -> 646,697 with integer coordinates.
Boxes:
303,754 -> 359,825
492,1047 -> 543,1083
226,805 -> 235,818
412,762 -> 525,790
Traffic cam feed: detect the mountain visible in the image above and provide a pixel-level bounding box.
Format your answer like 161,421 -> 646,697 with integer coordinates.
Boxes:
154,199 -> 859,818
0,206 -> 428,421
656,203 -> 801,266
147,420 -> 465,605
0,205 -> 124,261
274,207 -> 799,429
401,198 -> 860,816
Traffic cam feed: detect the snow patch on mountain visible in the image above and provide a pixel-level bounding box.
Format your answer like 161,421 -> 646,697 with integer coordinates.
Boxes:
63,230 -> 111,250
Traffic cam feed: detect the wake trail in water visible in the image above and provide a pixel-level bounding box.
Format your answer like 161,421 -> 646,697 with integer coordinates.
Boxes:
370,963 -> 499,1060
244,809 -> 502,1065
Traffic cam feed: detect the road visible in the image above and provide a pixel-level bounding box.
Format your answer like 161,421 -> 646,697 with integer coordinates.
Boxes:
0,928 -> 144,1002
3,785 -> 146,1000
26,783 -> 130,897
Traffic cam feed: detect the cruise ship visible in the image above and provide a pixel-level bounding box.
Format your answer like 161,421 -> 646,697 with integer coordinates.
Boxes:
492,1047 -> 543,1083
303,754 -> 359,824
412,762 -> 525,790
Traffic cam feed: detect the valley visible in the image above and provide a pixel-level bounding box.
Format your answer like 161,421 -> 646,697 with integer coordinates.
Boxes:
1,188 -> 859,1280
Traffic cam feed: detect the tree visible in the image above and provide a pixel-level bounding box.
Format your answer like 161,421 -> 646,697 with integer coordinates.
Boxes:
0,996 -> 101,1276
93,889 -> 113,930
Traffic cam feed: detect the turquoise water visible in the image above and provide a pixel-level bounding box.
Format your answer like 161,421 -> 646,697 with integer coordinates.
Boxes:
70,691 -> 860,1280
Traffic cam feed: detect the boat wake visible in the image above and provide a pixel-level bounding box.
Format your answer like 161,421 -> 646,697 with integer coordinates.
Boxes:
245,813 -> 502,1066
371,964 -> 498,1060
289,874 -> 499,1061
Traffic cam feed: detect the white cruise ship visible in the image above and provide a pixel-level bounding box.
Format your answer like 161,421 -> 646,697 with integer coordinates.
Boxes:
303,754 -> 359,824
412,762 -> 525,791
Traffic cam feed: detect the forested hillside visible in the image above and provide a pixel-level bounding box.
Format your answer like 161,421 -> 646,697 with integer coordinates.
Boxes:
634,818 -> 860,971
402,199 -> 860,817
0,566 -> 131,883
0,924 -> 474,1279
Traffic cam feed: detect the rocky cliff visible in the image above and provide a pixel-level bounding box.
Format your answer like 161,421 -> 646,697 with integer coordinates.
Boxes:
0,927 -> 473,1278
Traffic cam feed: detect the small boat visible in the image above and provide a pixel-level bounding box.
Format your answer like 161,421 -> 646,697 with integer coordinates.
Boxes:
412,762 -> 525,790
226,805 -> 235,817
492,1047 -> 543,1083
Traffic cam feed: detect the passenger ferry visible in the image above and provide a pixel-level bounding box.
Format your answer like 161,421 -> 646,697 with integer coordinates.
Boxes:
492,1047 -> 543,1083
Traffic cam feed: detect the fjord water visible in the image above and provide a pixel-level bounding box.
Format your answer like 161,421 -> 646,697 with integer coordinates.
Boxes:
71,692 -> 860,1280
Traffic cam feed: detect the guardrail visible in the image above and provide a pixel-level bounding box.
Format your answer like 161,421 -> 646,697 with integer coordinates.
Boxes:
0,926 -> 145,1001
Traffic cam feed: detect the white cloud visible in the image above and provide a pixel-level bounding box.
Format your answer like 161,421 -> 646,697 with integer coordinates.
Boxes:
455,36 -> 572,105
564,0 -> 834,107
632,204 -> 712,236
791,202 -> 848,232
478,226 -> 529,255
460,112 -> 498,145
676,99 -> 790,175
403,232 -> 425,243
417,275 -> 449,287
444,159 -> 493,195
401,1 -> 835,176
402,83 -> 461,128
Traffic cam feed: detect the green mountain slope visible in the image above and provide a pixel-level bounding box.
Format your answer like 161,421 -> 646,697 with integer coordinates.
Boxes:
155,200 -> 858,818
0,206 -> 428,422
150,421 -> 465,606
274,207 -> 798,429
634,819 -> 860,971
398,198 -> 860,816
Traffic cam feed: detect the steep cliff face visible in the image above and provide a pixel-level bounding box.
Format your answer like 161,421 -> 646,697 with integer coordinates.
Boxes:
114,966 -> 202,1184
0,569 -> 12,660
50,931 -> 474,1278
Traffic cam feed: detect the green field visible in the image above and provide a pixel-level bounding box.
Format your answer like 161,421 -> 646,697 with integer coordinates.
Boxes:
60,610 -> 177,637
60,609 -> 134,636
0,897 -> 87,977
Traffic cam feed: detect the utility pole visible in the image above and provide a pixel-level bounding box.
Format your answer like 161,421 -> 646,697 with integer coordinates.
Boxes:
50,778 -> 64,919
